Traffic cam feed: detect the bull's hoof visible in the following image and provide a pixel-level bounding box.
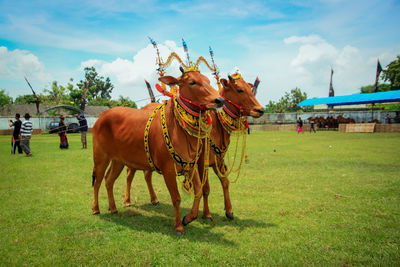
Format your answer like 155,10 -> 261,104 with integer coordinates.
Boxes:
124,202 -> 131,207
151,201 -> 160,206
92,211 -> 100,215
110,210 -> 118,214
175,230 -> 184,236
203,216 -> 214,221
182,215 -> 190,226
226,212 -> 234,221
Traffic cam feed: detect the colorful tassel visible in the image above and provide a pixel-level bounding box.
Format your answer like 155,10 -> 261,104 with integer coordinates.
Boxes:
206,114 -> 212,125
156,83 -> 173,98
245,119 -> 249,129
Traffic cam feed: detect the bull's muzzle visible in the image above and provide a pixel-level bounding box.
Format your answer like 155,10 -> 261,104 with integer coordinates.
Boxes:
214,97 -> 225,108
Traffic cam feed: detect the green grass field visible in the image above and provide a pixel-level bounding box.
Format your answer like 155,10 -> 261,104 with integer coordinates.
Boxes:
0,131 -> 399,266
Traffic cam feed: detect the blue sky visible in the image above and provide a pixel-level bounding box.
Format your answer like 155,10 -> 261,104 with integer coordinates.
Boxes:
1,0 -> 399,106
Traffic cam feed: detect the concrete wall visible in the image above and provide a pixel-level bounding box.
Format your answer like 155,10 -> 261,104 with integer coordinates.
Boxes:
250,123 -> 400,133
248,110 -> 398,125
2,110 -> 399,134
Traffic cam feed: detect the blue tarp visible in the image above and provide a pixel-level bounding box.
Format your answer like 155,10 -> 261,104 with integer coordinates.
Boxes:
298,90 -> 400,107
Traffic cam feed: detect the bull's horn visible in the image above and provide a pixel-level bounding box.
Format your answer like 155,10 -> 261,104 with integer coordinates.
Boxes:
180,66 -> 185,73
228,75 -> 234,82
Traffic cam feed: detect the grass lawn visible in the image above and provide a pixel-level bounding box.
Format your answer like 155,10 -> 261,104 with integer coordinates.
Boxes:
0,131 -> 399,266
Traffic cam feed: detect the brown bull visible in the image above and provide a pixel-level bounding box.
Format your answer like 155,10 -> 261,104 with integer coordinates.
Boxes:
123,73 -> 264,224
92,69 -> 224,234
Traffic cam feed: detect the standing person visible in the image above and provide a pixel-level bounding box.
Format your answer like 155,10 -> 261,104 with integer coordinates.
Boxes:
297,117 -> 303,133
59,115 -> 69,149
20,113 -> 33,157
310,117 -> 316,133
76,114 -> 88,149
8,113 -> 23,154
385,114 -> 391,124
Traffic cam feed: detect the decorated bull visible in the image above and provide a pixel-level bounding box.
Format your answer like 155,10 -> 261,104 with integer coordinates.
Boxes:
91,66 -> 224,234
123,72 -> 264,224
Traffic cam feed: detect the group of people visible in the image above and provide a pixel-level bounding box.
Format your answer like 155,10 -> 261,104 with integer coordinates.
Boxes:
8,113 -> 33,156
297,114 -> 393,133
297,117 -> 316,133
57,114 -> 88,149
58,114 -> 88,149
9,113 -> 88,156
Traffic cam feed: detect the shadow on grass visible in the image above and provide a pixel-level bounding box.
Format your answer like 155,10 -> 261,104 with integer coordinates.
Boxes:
137,202 -> 276,230
99,209 -> 237,246
98,202 -> 276,246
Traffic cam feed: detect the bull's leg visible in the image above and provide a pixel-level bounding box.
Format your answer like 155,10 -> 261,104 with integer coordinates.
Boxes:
92,155 -> 110,215
163,172 -> 184,234
213,161 -> 234,220
144,170 -> 159,205
105,160 -> 124,214
182,168 -> 203,226
201,177 -> 213,221
197,158 -> 213,220
123,168 -> 136,207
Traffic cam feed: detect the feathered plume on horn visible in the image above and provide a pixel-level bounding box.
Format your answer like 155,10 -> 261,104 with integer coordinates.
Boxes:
182,38 -> 191,66
148,36 -> 157,48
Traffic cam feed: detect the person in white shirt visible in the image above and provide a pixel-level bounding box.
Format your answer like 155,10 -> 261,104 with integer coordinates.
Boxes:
20,113 -> 33,157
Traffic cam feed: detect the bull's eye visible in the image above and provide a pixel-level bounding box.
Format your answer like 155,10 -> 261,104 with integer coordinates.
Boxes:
189,81 -> 196,86
237,88 -> 244,93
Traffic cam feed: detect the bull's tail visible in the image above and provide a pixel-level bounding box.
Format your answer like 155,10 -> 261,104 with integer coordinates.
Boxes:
92,168 -> 96,187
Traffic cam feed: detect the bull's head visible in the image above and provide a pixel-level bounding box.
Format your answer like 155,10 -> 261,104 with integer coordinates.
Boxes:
220,73 -> 264,118
158,68 -> 224,111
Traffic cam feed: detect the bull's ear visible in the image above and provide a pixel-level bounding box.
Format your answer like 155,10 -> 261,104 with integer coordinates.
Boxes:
220,78 -> 229,87
158,76 -> 179,86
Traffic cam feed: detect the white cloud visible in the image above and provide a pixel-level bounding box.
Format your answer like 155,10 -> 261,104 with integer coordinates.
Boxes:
284,34 -> 372,96
234,34 -> 399,105
284,34 -> 325,45
79,40 -> 190,105
0,46 -> 51,82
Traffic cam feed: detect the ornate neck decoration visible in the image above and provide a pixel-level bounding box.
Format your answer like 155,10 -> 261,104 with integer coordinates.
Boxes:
217,105 -> 247,134
173,97 -> 212,138
160,103 -> 199,175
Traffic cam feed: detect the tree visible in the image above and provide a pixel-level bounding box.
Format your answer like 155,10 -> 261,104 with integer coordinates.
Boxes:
382,55 -> 400,90
265,87 -> 311,113
360,83 -> 391,93
77,67 -> 114,102
65,78 -> 83,107
0,89 -> 12,105
14,94 -> 36,104
44,81 -> 70,105
112,96 -> 137,108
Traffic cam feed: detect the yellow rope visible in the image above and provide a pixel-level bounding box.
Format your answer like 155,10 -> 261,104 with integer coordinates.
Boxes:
160,102 -> 211,197
144,105 -> 163,173
214,127 -> 247,183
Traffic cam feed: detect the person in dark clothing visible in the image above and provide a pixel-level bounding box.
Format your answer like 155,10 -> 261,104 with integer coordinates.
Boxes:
385,114 -> 391,124
297,117 -> 303,133
76,115 -> 88,149
8,113 -> 23,154
310,117 -> 316,133
59,115 -> 69,149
